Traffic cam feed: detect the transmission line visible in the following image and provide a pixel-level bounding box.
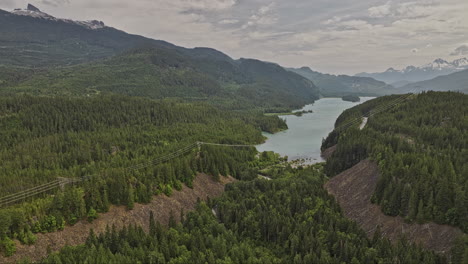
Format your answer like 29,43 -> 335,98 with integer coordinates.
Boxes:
0,92 -> 417,208
0,141 -> 254,208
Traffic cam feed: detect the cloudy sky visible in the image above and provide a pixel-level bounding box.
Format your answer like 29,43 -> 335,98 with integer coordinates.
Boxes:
1,0 -> 467,74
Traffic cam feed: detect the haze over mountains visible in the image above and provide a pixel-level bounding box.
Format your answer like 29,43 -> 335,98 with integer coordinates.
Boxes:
398,68 -> 468,94
288,67 -> 394,97
356,58 -> 468,85
0,5 -> 320,112
0,3 -> 466,104
11,4 -> 105,30
0,3 -> 467,263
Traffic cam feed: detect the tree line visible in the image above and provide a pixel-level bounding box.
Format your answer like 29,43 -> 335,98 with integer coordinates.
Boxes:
39,166 -> 448,263
0,95 -> 286,256
322,91 -> 467,232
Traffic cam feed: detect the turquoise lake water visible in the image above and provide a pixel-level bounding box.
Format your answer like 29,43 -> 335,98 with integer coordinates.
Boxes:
256,97 -> 374,164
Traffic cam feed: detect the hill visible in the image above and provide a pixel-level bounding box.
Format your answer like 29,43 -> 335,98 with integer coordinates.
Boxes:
288,67 -> 394,97
0,94 -> 288,257
322,92 -> 468,232
325,159 -> 463,254
34,167 -> 446,264
0,46 -> 319,111
0,5 -> 181,67
356,58 -> 468,84
0,173 -> 234,263
0,7 -> 319,111
399,69 -> 468,94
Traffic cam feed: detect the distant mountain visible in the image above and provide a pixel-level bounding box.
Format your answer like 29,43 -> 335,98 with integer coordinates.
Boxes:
356,58 -> 468,84
11,4 -> 106,29
1,47 -> 319,110
0,5 -> 175,66
399,68 -> 468,94
390,80 -> 412,88
288,67 -> 395,97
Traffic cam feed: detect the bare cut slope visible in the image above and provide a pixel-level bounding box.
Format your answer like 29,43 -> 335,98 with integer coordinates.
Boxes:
0,173 -> 234,264
321,145 -> 337,160
325,159 -> 462,254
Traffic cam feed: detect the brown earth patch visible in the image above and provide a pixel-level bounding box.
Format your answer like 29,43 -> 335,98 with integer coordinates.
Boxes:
1,173 -> 235,263
321,145 -> 337,160
325,159 -> 463,254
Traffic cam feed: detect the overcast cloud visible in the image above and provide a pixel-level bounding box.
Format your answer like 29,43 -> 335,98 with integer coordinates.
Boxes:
1,0 -> 467,74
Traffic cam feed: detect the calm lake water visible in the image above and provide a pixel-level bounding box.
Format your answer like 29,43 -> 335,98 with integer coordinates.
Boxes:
256,97 -> 374,164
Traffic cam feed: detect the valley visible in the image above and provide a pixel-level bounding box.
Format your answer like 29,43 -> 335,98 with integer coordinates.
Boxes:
0,174 -> 234,263
257,97 -> 374,164
325,159 -> 462,254
0,2 -> 466,263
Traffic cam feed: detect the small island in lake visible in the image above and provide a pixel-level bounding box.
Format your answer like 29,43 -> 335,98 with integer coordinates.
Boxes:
264,109 -> 313,116
342,95 -> 360,102
294,110 -> 313,116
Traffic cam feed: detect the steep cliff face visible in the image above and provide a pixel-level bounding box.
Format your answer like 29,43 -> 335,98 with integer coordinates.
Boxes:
324,159 -> 462,254
0,174 -> 234,263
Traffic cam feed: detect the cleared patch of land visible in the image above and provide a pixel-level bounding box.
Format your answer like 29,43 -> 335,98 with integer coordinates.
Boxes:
325,159 -> 462,254
359,117 -> 368,130
0,173 -> 234,263
321,145 -> 337,160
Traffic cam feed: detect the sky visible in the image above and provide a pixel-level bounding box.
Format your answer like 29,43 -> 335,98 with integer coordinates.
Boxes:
1,0 -> 468,75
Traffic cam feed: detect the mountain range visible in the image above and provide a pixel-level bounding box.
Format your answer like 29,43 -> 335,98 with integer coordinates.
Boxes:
12,4 -> 105,30
288,67 -> 395,97
356,58 -> 468,85
0,5 -> 320,112
1,3 -> 466,108
398,68 -> 468,94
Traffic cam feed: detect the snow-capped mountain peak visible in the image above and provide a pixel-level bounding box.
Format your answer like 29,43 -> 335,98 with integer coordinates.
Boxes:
356,57 -> 468,83
11,4 -> 106,30
404,66 -> 417,72
452,57 -> 468,67
424,58 -> 451,70
27,4 -> 40,12
13,4 -> 55,19
383,58 -> 468,74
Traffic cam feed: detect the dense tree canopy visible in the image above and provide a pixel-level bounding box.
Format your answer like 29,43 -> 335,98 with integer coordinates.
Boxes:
0,95 -> 286,256
40,166 -> 445,264
322,91 -> 468,231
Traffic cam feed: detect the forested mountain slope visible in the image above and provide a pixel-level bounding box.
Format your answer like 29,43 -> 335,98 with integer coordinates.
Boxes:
356,58 -> 468,84
399,69 -> 468,94
0,8 -> 319,111
1,47 -> 319,111
40,167 -> 445,264
0,7 -> 171,66
325,159 -> 463,254
0,95 -> 284,195
0,95 -> 287,258
288,67 -> 395,97
0,173 -> 234,263
322,92 -> 468,232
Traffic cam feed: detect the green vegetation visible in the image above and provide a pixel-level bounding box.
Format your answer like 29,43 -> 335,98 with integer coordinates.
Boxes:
0,8 -> 161,67
40,166 -> 445,264
322,92 -> 468,231
342,95 -> 360,102
1,8 -> 465,262
0,95 -> 287,256
0,47 -> 319,111
264,110 -> 312,117
0,11 -> 320,112
399,68 -> 468,94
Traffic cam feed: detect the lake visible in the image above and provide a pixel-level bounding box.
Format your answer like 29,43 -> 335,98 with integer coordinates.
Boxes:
256,97 -> 374,164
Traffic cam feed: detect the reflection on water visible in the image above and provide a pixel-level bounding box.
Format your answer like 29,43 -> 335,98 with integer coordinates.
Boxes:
256,97 -> 374,164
